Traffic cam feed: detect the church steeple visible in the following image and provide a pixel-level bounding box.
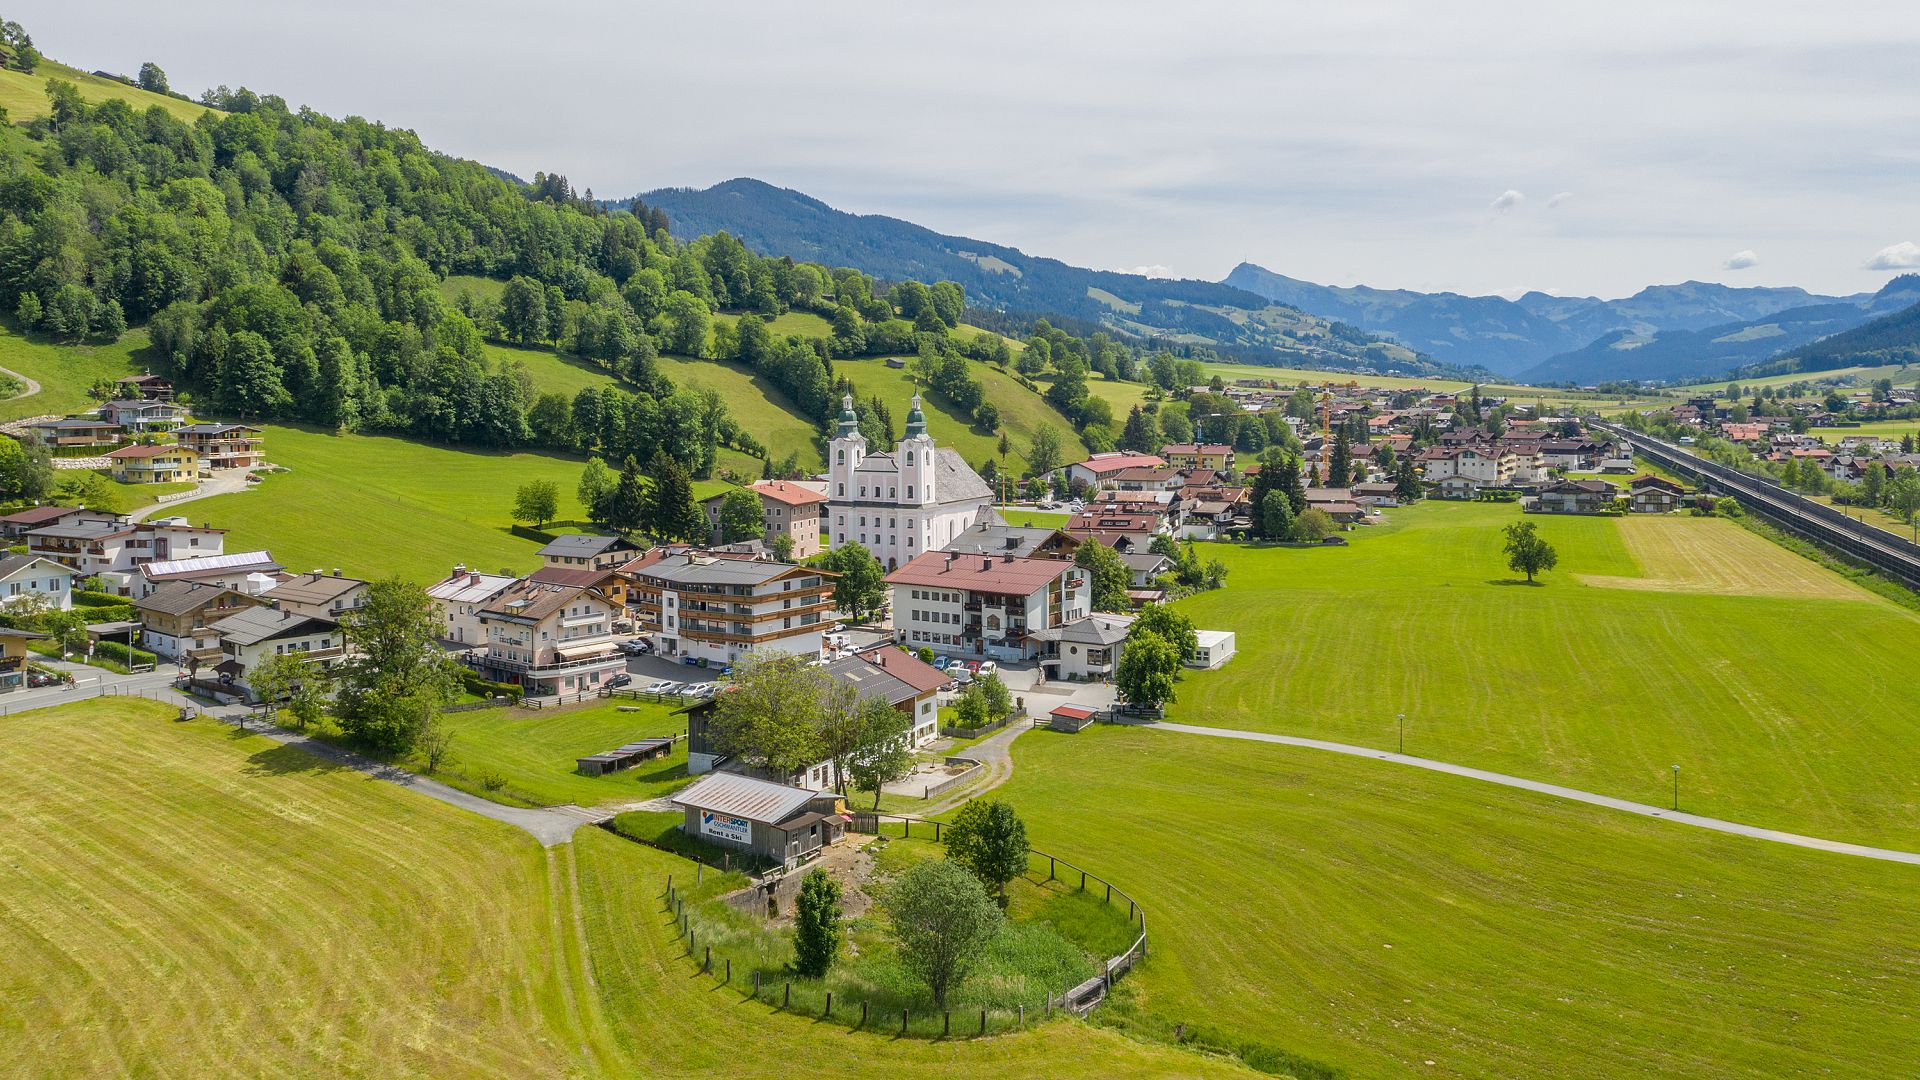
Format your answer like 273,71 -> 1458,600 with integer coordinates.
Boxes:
904,393 -> 928,438
837,393 -> 860,437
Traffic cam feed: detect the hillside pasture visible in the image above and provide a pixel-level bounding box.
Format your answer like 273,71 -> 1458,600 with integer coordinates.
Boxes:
0,61 -> 211,124
0,325 -> 148,421
654,354 -> 823,468
996,725 -> 1920,1080
1171,500 -> 1920,846
833,356 -> 1088,476
0,698 -> 1245,1079
712,309 -> 835,340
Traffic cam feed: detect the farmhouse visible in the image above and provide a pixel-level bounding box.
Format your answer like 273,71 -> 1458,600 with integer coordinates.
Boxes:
670,772 -> 846,870
537,533 -> 642,571
627,553 -> 835,666
1533,479 -> 1614,514
826,394 -> 994,570
173,423 -> 264,471
0,554 -> 78,611
116,373 -> 174,400
133,582 -> 266,663
1627,474 -> 1691,514
104,443 -> 202,484
201,606 -> 344,701
425,566 -> 518,646
701,479 -> 829,559
472,578 -> 625,697
886,549 -> 1090,661
1062,451 -> 1167,491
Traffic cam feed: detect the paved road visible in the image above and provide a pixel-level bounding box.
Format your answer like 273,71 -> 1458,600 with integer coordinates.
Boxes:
1136,720 -> 1920,866
127,468 -> 256,523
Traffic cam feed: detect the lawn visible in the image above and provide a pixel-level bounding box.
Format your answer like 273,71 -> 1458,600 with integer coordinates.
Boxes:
713,309 -> 836,340
992,725 -> 1920,1080
0,698 -> 1243,1078
485,340 -> 625,399
1809,418 -> 1920,441
0,325 -> 150,421
185,424 -> 721,582
994,506 -> 1069,528
0,60 -> 212,124
1170,500 -> 1920,846
382,699 -> 692,808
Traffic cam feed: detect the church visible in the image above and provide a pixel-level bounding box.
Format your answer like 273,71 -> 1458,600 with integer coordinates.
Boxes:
826,393 -> 994,570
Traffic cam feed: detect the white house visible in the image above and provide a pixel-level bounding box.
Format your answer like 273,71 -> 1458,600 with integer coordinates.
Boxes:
825,394 -> 994,571
885,549 -> 1090,662
426,565 -> 519,646
0,554 -> 77,611
204,606 -> 344,701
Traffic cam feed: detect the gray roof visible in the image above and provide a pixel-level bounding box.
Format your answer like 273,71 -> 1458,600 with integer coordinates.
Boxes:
823,654 -> 919,708
0,553 -> 72,580
29,520 -> 131,541
854,452 -> 897,474
537,534 -> 637,558
933,448 -> 992,505
263,572 -> 367,607
134,581 -> 250,617
1119,552 -> 1171,573
671,772 -> 825,825
940,522 -> 1071,559
1025,613 -> 1135,647
209,606 -> 336,646
174,423 -> 260,435
29,417 -> 120,430
643,555 -> 808,587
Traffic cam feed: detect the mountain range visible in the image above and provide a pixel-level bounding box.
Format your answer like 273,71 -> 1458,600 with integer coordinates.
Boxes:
632,178 -> 1917,386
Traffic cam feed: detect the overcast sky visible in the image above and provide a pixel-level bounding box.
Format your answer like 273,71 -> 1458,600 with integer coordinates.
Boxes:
23,0 -> 1920,299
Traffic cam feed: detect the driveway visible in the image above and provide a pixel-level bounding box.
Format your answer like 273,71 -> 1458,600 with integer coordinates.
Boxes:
127,468 -> 257,523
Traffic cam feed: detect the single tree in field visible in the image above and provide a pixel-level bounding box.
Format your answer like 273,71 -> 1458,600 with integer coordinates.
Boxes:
512,480 -> 559,528
1293,507 -> 1336,542
577,457 -> 613,522
793,867 -> 843,978
945,799 -> 1029,904
1115,629 -> 1181,709
884,859 -> 1002,1008
1502,520 -> 1559,583
850,700 -> 914,809
1130,603 -> 1197,661
136,62 -> 169,94
417,715 -> 454,773
1260,489 -> 1294,541
1074,540 -> 1131,612
717,487 -> 764,543
603,455 -> 647,534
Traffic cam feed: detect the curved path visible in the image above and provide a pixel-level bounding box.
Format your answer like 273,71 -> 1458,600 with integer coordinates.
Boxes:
1135,720 -> 1920,866
0,363 -> 42,401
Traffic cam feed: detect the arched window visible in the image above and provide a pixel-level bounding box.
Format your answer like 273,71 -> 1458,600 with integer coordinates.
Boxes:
837,449 -> 845,463
906,450 -> 914,464
906,486 -> 913,499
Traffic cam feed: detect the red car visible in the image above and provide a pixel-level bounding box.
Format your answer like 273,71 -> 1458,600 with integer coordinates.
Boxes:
963,660 -> 982,674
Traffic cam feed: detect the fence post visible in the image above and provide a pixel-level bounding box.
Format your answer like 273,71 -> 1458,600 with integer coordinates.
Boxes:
1105,882 -> 1111,903
725,958 -> 730,983
979,1009 -> 986,1035
1019,1004 -> 1024,1027
1128,898 -> 1134,921
862,1000 -> 869,1026
703,945 -> 710,973
935,821 -> 942,841
1080,869 -> 1086,890
943,1011 -> 950,1037
902,1008 -> 909,1035
1048,855 -> 1055,881
825,991 -> 832,1017
784,982 -> 791,1008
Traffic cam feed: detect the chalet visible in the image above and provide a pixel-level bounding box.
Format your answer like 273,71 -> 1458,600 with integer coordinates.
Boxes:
670,772 -> 845,871
1434,475 -> 1483,500
136,550 -> 282,598
426,565 -> 519,646
1025,612 -> 1134,681
262,570 -> 370,620
886,549 -> 1089,661
1063,451 -> 1167,490
627,553 -> 835,666
202,606 -> 344,702
104,443 -> 202,484
939,520 -> 1080,561
1065,510 -> 1166,553
1626,474 -> 1690,514
116,374 -> 174,401
173,424 -> 264,471
1352,482 -> 1400,508
472,578 -> 625,697
0,627 -> 48,692
1419,445 -> 1516,487
700,479 -> 829,559
23,417 -> 124,448
0,554 -> 78,612
97,399 -> 190,433
1119,551 -> 1172,588
1159,443 -> 1234,472
1532,479 -> 1614,514
1109,466 -> 1184,491
537,533 -> 643,571
26,515 -> 225,593
133,582 -> 266,663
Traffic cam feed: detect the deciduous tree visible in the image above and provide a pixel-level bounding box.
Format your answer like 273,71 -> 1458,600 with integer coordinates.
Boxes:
1502,520 -> 1558,583
716,487 -> 764,543
884,859 -> 1001,1008
1074,540 -> 1131,613
1115,629 -> 1180,709
511,480 -> 558,528
793,867 -> 843,978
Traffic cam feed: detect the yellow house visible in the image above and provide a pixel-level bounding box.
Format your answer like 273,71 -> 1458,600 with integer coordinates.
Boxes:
105,443 -> 204,484
0,626 -> 47,692
1160,443 -> 1235,472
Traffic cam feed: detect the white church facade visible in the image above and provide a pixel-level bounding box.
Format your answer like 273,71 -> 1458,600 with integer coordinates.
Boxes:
826,394 -> 994,570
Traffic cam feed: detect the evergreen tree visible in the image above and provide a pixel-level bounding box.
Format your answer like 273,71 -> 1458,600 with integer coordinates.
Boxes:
1329,428 -> 1352,487
604,455 -> 647,534
1120,405 -> 1157,452
14,291 -> 39,330
646,450 -> 702,541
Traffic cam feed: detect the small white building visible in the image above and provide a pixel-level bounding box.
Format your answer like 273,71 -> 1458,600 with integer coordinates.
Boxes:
426,565 -> 519,646
0,554 -> 77,612
1189,629 -> 1236,669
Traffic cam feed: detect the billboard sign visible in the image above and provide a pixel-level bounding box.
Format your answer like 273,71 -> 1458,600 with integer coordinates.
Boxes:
701,811 -> 751,846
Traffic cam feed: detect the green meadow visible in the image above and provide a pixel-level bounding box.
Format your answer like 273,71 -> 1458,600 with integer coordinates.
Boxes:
0,60 -> 212,124
0,325 -> 149,420
1171,501 -> 1920,846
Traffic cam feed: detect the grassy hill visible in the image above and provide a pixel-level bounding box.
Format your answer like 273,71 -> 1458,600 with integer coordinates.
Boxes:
185,424 -> 726,582
0,698 -> 1243,1078
0,324 -> 150,421
999,725 -> 1920,1079
0,60 -> 211,124
1171,501 -> 1920,847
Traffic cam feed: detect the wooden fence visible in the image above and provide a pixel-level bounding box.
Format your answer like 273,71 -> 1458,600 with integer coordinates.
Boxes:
845,813 -> 1146,1017
921,757 -> 982,800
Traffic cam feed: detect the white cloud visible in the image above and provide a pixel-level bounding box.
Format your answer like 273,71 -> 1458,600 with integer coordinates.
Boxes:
1490,189 -> 1526,212
1722,249 -> 1760,270
1546,191 -> 1574,208
1867,241 -> 1920,270
1124,264 -> 1175,278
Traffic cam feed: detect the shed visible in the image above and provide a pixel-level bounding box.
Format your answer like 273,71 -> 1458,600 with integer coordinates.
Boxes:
575,737 -> 674,777
1189,629 -> 1236,669
1048,704 -> 1098,733
670,772 -> 847,869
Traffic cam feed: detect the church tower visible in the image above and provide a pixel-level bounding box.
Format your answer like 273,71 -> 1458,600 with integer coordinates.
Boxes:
899,393 -> 936,506
828,393 -> 866,502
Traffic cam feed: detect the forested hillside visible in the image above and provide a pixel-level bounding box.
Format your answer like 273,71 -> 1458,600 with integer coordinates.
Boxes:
1738,277 -> 1920,378
0,70 -> 1153,478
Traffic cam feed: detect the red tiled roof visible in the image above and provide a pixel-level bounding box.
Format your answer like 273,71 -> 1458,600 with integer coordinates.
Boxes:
885,550 -> 1076,595
859,645 -> 948,695
1050,704 -> 1096,720
1073,452 -> 1166,474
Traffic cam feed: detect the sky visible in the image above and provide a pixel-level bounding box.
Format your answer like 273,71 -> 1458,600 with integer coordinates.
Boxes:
22,0 -> 1920,300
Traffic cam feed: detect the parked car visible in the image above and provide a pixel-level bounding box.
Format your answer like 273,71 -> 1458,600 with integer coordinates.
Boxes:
931,655 -> 951,670
681,682 -> 717,698
962,659 -> 982,674
951,667 -> 974,686
605,672 -> 632,689
976,660 -> 998,677
640,680 -> 678,694
618,637 -> 653,656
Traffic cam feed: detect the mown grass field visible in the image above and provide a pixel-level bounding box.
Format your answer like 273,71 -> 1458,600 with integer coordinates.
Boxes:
0,61 -> 211,124
654,354 -> 824,467
994,506 -> 1069,528
712,309 -> 836,340
186,424 -> 724,582
1808,418 -> 1920,440
1171,500 -> 1920,846
1669,362 -> 1916,395
0,325 -> 149,421
0,698 -> 1246,1079
995,725 -> 1920,1080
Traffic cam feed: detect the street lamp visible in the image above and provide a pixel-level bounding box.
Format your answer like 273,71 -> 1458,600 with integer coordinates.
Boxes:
1671,764 -> 1679,811
1397,712 -> 1405,754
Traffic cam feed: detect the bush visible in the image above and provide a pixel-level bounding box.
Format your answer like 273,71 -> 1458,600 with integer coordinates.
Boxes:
92,640 -> 156,667
72,588 -> 125,607
459,669 -> 524,701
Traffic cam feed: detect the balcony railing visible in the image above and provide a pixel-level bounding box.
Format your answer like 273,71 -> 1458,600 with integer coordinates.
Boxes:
475,649 -> 622,675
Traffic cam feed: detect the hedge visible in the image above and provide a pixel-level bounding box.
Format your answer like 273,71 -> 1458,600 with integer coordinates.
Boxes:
92,640 -> 157,667
73,589 -> 126,608
460,669 -> 524,701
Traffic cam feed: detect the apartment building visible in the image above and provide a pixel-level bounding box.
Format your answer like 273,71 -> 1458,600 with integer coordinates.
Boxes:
473,579 -> 625,697
629,553 -> 836,666
25,514 -> 225,593
173,423 -> 265,471
885,549 -> 1089,661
